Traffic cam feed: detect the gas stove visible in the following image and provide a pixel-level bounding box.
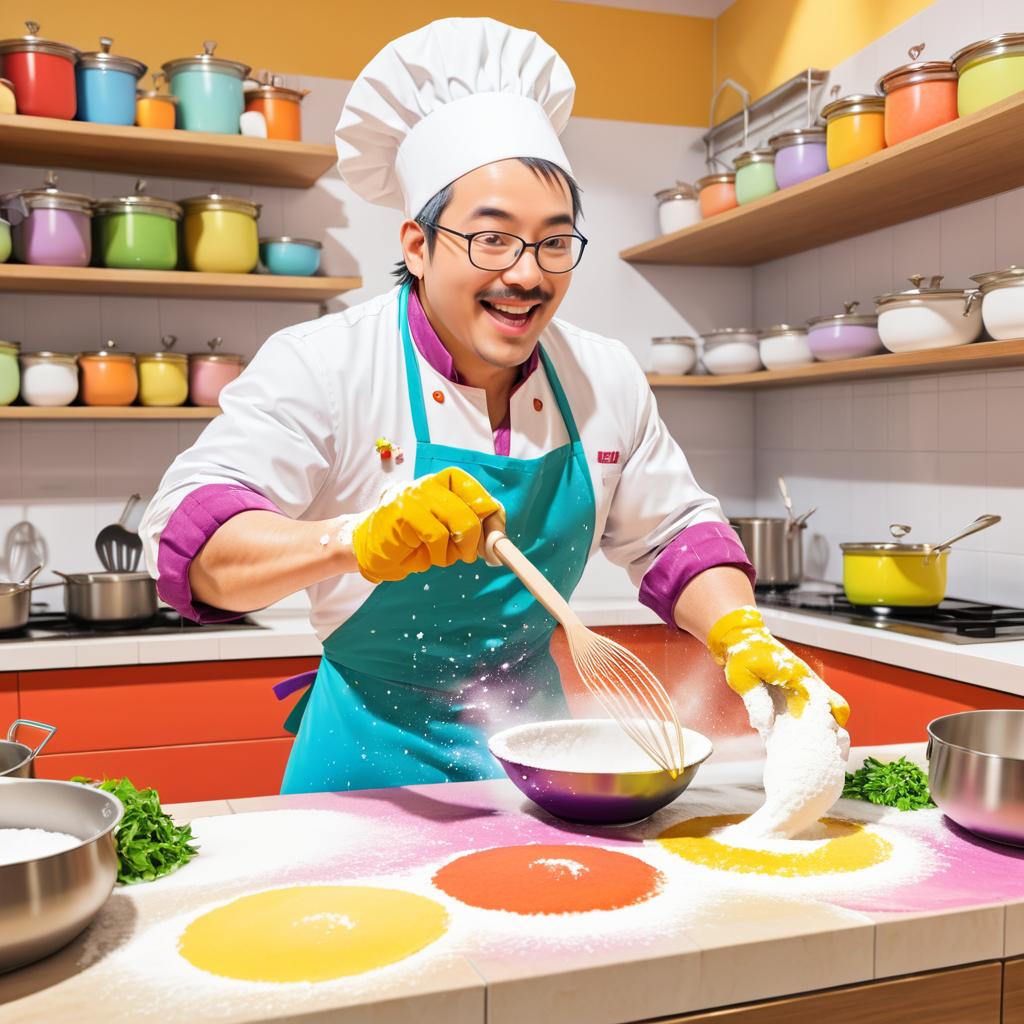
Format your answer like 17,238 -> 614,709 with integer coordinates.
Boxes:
757,583 -> 1024,645
0,607 -> 264,643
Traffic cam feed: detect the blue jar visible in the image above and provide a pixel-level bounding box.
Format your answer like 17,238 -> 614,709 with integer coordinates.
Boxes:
259,236 -> 322,276
162,40 -> 250,134
75,36 -> 145,126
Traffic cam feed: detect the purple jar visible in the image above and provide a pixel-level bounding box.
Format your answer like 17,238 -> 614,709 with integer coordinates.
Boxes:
769,127 -> 828,190
806,300 -> 882,361
1,171 -> 93,267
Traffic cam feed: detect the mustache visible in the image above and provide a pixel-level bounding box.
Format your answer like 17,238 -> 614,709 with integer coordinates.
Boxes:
477,288 -> 551,304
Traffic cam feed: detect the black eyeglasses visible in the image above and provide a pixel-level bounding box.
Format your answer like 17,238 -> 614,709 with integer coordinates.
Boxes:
420,222 -> 588,274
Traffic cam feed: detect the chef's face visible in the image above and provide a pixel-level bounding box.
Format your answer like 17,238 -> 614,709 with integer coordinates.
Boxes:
406,159 -> 577,371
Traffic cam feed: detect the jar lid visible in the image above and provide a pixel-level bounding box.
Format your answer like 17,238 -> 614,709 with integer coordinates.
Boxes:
245,73 -> 307,103
0,20 -> 79,61
182,193 -> 261,218
703,326 -> 757,337
80,340 -> 136,363
20,351 -> 77,365
3,172 -> 93,216
78,36 -> 146,77
820,93 -> 886,120
138,351 -> 187,365
952,33 -> 1024,74
734,148 -> 775,170
259,235 -> 322,248
652,336 -> 697,347
0,340 -> 20,354
875,274 -> 969,307
188,337 -> 244,364
654,182 -> 697,203
878,44 -> 957,93
806,300 -> 878,328
162,40 -> 251,80
970,265 -> 1024,292
696,172 -> 735,189
759,323 -> 808,339
840,541 -> 937,555
768,127 -> 826,151
703,329 -> 758,349
94,179 -> 183,220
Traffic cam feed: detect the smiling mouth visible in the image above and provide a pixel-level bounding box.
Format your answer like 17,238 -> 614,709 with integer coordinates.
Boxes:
480,299 -> 541,328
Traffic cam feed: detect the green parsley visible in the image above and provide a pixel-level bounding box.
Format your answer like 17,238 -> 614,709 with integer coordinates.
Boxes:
71,776 -> 199,884
841,756 -> 936,811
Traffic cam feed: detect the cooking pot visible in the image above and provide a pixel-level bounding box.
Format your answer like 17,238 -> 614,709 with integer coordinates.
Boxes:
1,171 -> 93,267
0,565 -> 42,632
75,35 -> 146,126
163,40 -> 250,134
952,33 -> 1024,116
244,73 -> 308,141
806,301 -> 882,361
188,337 -> 245,406
0,340 -> 19,406
181,192 -> 261,273
877,44 -> 958,147
969,265 -> 1024,340
55,571 -> 157,624
78,340 -> 138,406
875,274 -> 982,352
0,719 -> 57,778
94,179 -> 182,270
0,21 -> 79,120
138,335 -> 188,407
730,517 -> 805,589
0,217 -> 11,263
136,71 -> 178,129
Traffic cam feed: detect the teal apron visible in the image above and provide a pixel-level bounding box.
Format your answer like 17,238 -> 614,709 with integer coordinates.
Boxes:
275,284 -> 596,794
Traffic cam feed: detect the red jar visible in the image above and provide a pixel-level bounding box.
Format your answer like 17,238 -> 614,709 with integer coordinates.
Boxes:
877,44 -> 959,147
0,21 -> 79,120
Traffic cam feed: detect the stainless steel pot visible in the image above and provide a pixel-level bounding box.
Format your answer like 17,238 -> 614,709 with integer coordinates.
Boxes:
730,516 -> 805,589
0,719 -> 57,778
927,709 -> 1024,847
0,564 -> 43,632
0,777 -> 123,973
56,570 -> 157,624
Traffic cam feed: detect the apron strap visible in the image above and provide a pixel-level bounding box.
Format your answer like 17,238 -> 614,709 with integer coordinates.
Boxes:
538,346 -> 583,447
272,669 -> 317,701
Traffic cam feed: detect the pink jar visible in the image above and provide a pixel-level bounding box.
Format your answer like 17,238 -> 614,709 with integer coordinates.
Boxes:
188,337 -> 244,406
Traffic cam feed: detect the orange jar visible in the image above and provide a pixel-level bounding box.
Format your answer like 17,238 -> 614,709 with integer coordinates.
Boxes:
78,340 -> 138,406
696,172 -> 737,219
244,76 -> 306,141
878,45 -> 958,147
135,72 -> 178,129
821,93 -> 886,169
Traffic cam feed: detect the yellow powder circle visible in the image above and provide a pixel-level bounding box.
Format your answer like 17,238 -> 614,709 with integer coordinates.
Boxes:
655,815 -> 892,877
177,885 -> 448,983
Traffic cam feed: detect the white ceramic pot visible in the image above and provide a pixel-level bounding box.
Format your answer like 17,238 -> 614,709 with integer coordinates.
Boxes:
648,336 -> 697,375
875,275 -> 981,352
655,183 -> 700,235
701,328 -> 762,375
759,325 -> 813,370
971,266 -> 1024,340
19,352 -> 78,407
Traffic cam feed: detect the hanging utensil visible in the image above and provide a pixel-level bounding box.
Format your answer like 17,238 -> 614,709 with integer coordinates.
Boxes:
792,506 -> 817,529
95,494 -> 143,572
924,514 -> 1001,564
4,520 -> 47,585
777,476 -> 794,522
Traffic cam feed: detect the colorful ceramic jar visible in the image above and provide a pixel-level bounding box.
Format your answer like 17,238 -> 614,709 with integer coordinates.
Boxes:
0,77 -> 16,114
1,172 -> 93,267
758,325 -> 814,370
654,182 -> 700,234
79,341 -> 138,406
952,33 -> 1024,116
0,341 -> 20,406
806,301 -> 882,361
821,93 -> 887,169
188,337 -> 244,407
970,265 -> 1024,340
163,41 -> 250,134
648,337 -> 697,376
734,149 -> 778,205
0,218 -> 10,263
0,21 -> 79,120
75,36 -> 146,126
136,72 -> 178,129
259,236 -> 321,276
696,173 -> 737,219
875,274 -> 981,352
878,45 -> 958,147
94,180 -> 182,270
182,193 -> 261,273
768,127 -> 828,189
701,328 -> 762,375
244,75 -> 306,141
19,351 -> 78,407
138,336 -> 188,407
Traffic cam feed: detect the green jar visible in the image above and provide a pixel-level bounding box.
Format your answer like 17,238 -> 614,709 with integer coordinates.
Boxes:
734,148 -> 778,206
94,180 -> 182,270
0,340 -> 20,406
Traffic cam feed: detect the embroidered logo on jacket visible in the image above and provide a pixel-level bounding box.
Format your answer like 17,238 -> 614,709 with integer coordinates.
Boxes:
597,451 -> 620,465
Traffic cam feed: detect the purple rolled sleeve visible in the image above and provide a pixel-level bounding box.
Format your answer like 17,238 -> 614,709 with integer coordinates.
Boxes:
156,483 -> 283,623
638,521 -> 756,626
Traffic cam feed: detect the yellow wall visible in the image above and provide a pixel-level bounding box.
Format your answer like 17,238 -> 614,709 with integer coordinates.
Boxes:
713,0 -> 934,120
3,1 -> 713,126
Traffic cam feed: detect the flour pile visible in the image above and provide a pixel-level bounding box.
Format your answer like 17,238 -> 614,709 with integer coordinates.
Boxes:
0,827 -> 80,865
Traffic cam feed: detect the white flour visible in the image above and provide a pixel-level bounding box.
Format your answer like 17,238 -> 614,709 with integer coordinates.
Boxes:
0,827 -> 80,865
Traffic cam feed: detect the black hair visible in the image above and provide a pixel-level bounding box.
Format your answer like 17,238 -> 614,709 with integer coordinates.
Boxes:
392,157 -> 584,288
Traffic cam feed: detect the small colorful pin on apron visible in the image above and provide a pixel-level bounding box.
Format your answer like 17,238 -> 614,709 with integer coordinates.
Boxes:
375,436 -> 404,464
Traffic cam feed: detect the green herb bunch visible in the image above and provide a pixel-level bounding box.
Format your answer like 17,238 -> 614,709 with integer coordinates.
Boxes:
72,776 -> 199,884
841,756 -> 936,811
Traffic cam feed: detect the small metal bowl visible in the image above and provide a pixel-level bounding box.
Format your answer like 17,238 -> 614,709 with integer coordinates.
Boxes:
927,709 -> 1024,847
489,718 -> 713,825
0,778 -> 123,973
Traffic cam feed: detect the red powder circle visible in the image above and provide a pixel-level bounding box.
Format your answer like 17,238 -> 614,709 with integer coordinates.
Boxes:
431,844 -> 664,915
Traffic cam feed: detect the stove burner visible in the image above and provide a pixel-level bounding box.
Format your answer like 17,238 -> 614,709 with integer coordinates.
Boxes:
0,607 -> 263,643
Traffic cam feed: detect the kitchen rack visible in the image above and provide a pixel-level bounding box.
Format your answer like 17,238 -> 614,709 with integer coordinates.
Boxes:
622,91 -> 1024,267
0,113 -> 336,188
0,406 -> 220,420
647,338 -> 1024,389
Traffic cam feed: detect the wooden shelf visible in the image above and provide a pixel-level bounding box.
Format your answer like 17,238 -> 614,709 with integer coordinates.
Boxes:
0,406 -> 220,420
647,338 -> 1024,389
0,264 -> 360,301
622,91 -> 1024,267
0,113 -> 336,188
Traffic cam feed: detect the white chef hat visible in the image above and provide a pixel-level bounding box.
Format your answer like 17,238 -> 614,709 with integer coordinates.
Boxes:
336,17 -> 575,217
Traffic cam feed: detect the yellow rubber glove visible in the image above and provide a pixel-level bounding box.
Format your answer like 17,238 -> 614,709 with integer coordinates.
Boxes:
706,606 -> 850,727
351,467 -> 504,584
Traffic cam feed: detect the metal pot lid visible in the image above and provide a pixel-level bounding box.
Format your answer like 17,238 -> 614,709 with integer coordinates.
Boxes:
696,172 -> 735,189
820,93 -> 886,120
878,44 -> 957,93
182,193 -> 261,218
61,571 -> 153,583
655,182 -> 697,202
703,326 -> 757,337
79,340 -> 136,362
138,351 -> 187,364
734,147 -> 775,170
0,340 -> 20,354
0,20 -> 79,61
952,33 -> 1024,74
162,40 -> 251,80
806,300 -> 878,328
875,274 -> 969,306
77,35 -> 146,77
20,350 -> 77,365
259,235 -> 322,247
5,172 -> 93,216
970,265 -> 1024,292
704,330 -> 759,349
652,336 -> 697,347
759,323 -> 808,338
188,336 -> 244,364
136,70 -> 178,101
94,179 -> 183,220
840,541 -> 943,555
768,127 -> 826,150
245,75 -> 307,102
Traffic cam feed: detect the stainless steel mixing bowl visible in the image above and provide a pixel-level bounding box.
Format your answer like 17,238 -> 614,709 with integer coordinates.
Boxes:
927,709 -> 1024,847
0,778 -> 123,973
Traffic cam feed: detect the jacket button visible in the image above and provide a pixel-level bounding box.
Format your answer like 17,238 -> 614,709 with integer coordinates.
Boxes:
432,390 -> 445,404
533,398 -> 543,412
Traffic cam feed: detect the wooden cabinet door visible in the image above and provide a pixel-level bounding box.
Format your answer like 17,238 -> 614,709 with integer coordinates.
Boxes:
1006,957 -> 1024,1024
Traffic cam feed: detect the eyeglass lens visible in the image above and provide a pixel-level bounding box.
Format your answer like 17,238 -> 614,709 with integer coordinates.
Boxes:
469,232 -> 584,272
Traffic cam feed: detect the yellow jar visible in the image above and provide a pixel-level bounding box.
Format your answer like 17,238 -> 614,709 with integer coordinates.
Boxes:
953,33 -> 1024,116
181,193 -> 261,273
821,93 -> 886,170
138,350 -> 188,406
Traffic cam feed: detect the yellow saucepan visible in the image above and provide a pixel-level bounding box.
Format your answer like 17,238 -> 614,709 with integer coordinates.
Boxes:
841,544 -> 949,607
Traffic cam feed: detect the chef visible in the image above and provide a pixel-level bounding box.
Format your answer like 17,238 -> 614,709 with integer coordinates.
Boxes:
141,17 -> 849,795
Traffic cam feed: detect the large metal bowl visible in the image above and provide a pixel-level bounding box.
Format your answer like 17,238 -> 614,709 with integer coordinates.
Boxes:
489,718 -> 713,825
927,709 -> 1024,847
0,778 -> 123,973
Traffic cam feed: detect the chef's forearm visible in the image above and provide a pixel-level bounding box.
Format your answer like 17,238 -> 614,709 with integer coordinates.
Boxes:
671,565 -> 756,646
187,510 -> 359,612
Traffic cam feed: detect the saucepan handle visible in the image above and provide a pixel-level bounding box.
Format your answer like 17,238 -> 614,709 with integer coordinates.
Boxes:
6,718 -> 58,757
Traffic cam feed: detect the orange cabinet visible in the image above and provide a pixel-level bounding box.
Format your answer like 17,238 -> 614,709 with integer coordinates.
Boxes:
0,672 -> 17,730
